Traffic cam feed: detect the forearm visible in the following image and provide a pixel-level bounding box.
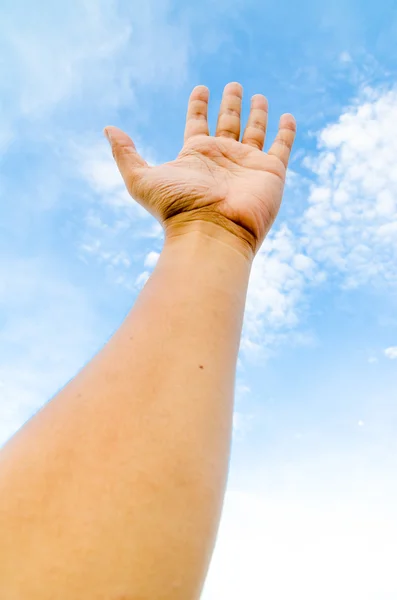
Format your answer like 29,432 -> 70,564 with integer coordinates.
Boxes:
0,225 -> 252,599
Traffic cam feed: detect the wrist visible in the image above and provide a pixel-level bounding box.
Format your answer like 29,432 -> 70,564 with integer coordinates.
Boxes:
157,222 -> 252,307
163,218 -> 255,264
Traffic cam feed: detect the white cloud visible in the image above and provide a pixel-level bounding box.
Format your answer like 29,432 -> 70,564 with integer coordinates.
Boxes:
236,86 -> 397,356
70,136 -> 164,289
75,139 -> 150,215
238,83 -> 397,359
232,381 -> 254,440
241,224 -> 322,357
384,346 -> 397,359
301,86 -> 397,290
368,356 -> 378,364
139,222 -> 164,239
74,138 -> 166,285
232,412 -> 253,440
80,240 -> 131,269
83,152 -> 128,195
203,484 -> 397,600
144,251 -> 160,268
235,382 -> 251,398
135,271 -> 150,289
339,51 -> 352,63
204,443 -> 397,600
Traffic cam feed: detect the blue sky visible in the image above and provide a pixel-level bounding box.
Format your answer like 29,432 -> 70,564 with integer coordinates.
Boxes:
1,0 -> 397,597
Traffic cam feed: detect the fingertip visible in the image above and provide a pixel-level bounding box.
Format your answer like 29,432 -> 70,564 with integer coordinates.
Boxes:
251,94 -> 268,111
224,81 -> 243,98
190,85 -> 210,101
104,125 -> 123,143
103,126 -> 113,144
279,113 -> 297,131
103,126 -> 137,149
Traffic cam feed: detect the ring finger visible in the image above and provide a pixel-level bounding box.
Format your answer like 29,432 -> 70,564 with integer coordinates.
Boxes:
241,94 -> 268,151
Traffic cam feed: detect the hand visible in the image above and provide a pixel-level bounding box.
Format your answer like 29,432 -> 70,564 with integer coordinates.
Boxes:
104,82 -> 296,257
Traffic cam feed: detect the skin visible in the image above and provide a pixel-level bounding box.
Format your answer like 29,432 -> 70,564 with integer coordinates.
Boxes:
0,82 -> 296,599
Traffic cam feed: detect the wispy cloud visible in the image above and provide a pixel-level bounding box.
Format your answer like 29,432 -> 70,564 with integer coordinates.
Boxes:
74,138 -> 164,288
0,256 -> 103,446
384,346 -> 397,359
0,0 -> 191,129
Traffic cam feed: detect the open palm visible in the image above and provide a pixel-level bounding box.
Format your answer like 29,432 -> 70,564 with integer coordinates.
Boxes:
105,82 -> 296,255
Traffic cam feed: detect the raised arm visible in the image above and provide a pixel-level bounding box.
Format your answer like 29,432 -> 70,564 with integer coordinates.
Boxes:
0,82 -> 296,599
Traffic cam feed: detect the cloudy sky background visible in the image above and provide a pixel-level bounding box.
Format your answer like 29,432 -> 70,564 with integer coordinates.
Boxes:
1,0 -> 397,597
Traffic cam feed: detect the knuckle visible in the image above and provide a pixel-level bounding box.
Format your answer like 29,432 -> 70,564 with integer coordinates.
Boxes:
246,138 -> 262,150
117,143 -> 134,154
224,107 -> 240,117
189,111 -> 207,121
216,128 -> 238,138
277,137 -> 292,149
250,119 -> 267,132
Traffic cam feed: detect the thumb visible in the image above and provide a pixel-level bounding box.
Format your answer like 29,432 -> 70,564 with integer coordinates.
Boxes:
104,125 -> 148,190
